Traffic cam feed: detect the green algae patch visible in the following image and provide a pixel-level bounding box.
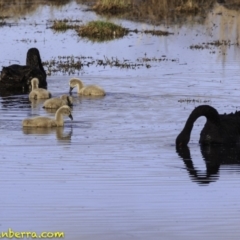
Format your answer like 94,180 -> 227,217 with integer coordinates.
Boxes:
77,20 -> 129,42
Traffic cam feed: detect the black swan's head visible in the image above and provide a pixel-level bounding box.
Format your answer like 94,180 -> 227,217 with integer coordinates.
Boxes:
176,131 -> 190,146
26,48 -> 46,80
26,48 -> 43,68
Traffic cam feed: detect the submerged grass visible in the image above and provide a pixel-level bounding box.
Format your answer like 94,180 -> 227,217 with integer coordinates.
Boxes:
141,29 -> 172,36
51,19 -> 80,31
178,98 -> 210,103
189,40 -> 238,50
43,54 -> 178,75
51,21 -> 70,31
77,20 -> 129,41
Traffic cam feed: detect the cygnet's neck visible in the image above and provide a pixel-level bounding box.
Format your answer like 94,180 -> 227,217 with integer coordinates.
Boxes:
55,108 -> 64,126
32,81 -> 39,90
76,80 -> 84,93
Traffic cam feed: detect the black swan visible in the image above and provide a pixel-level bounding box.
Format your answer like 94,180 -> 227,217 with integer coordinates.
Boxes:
0,48 -> 47,94
176,105 -> 240,146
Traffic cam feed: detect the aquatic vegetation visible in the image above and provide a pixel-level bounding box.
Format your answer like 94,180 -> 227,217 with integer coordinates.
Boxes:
77,0 -> 216,24
51,18 -> 172,39
92,0 -> 131,14
189,40 -> 238,50
137,56 -> 178,63
178,98 -> 210,103
51,20 -> 70,31
77,20 -> 129,41
43,56 -> 83,75
0,0 -> 221,25
0,0 -> 71,18
175,1 -> 199,13
42,54 -> 180,75
129,28 -> 173,36
142,29 -> 172,36
50,19 -> 80,31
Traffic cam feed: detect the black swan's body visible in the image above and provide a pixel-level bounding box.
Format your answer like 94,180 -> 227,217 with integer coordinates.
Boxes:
0,48 -> 47,94
176,105 -> 240,146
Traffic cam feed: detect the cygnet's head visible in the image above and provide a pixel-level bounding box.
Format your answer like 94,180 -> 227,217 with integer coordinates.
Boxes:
59,105 -> 73,120
69,78 -> 83,93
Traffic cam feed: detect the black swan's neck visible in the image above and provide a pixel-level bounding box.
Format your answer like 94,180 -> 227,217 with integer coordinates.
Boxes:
185,105 -> 220,130
176,105 -> 220,146
26,48 -> 46,75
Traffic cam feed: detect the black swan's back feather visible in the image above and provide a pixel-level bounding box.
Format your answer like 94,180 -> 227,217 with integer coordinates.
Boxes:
176,105 -> 240,146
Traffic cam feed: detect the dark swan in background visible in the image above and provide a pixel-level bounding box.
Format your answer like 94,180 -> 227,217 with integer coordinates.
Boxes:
0,48 -> 47,94
176,105 -> 240,146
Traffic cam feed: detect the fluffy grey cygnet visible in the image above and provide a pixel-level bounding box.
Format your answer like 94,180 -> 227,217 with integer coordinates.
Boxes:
22,105 -> 73,127
43,94 -> 73,109
29,78 -> 51,99
69,78 -> 105,96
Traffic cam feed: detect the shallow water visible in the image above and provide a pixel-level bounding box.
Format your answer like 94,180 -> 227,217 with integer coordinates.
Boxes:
1,1 -> 240,240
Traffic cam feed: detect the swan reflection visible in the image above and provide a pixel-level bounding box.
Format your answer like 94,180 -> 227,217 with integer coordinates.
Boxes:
22,126 -> 72,141
0,95 -> 29,108
176,144 -> 240,185
29,98 -> 45,108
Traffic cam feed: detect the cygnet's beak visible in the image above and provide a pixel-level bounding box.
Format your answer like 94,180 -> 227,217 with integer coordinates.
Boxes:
67,97 -> 73,107
69,114 -> 73,121
69,87 -> 73,94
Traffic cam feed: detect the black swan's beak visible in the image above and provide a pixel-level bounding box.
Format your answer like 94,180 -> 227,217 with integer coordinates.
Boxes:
69,114 -> 73,120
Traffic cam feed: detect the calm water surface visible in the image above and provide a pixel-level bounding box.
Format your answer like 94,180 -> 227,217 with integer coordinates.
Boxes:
0,2 -> 240,240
